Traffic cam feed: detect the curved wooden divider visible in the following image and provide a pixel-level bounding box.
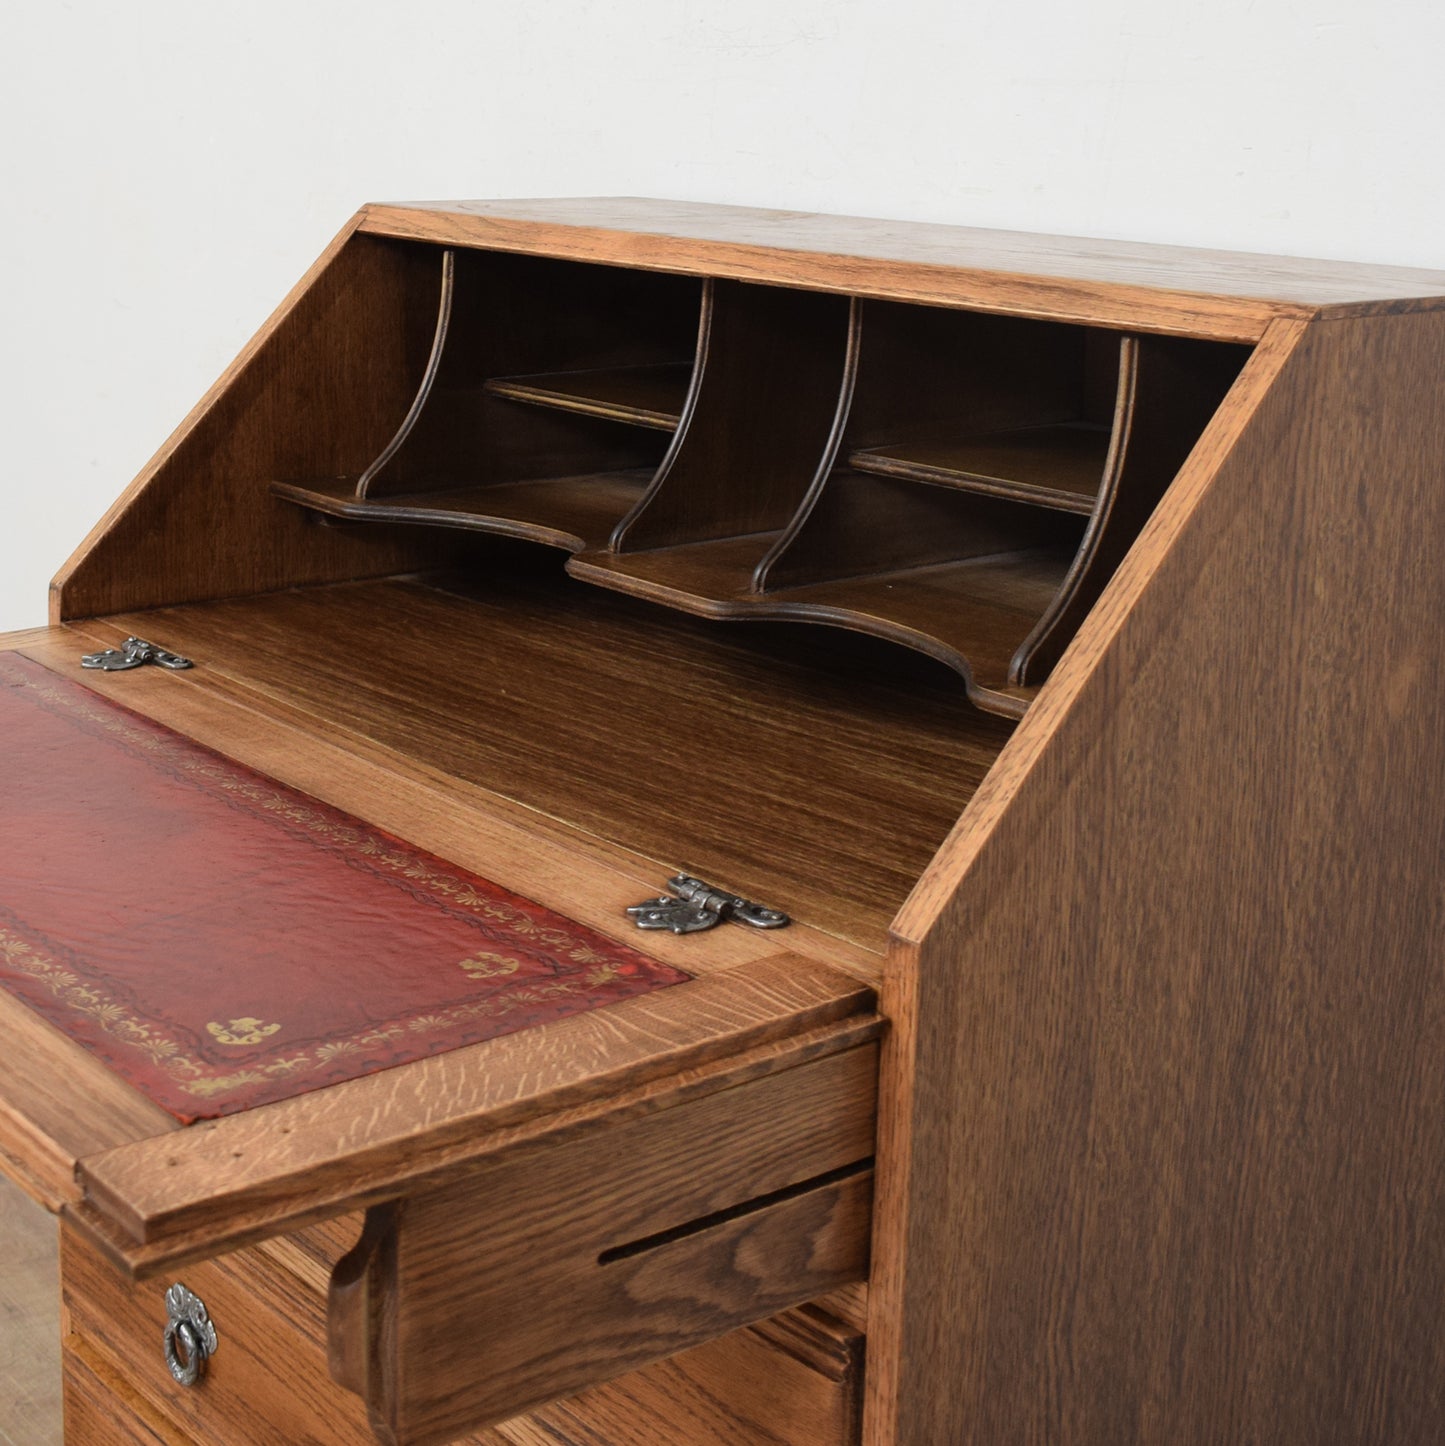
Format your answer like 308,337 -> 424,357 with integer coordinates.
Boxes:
271,242 -> 1251,719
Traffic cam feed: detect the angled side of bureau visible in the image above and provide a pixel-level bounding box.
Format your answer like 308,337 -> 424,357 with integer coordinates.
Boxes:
875,309 -> 1445,1444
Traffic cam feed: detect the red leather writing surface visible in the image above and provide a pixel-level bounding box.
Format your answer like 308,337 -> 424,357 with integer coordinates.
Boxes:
0,654 -> 688,1122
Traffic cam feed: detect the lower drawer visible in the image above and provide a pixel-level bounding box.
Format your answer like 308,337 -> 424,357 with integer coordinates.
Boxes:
62,1216 -> 865,1446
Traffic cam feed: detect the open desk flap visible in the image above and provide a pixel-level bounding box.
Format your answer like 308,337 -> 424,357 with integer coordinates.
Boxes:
0,651 -> 688,1123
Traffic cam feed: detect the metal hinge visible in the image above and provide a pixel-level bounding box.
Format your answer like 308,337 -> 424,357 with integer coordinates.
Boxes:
627,874 -> 790,935
81,637 -> 194,672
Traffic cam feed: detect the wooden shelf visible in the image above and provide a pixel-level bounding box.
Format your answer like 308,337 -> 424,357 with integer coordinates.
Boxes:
568,534 -> 782,613
769,546 -> 1075,703
849,423 -> 1111,514
484,364 -> 692,432
567,535 -> 1071,718
272,471 -> 653,552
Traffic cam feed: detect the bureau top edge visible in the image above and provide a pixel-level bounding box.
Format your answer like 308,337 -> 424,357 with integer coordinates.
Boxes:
355,197 -> 1445,345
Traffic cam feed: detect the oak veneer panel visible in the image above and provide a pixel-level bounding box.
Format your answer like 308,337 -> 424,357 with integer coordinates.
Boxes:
96,570 -> 1013,946
62,1344 -> 178,1446
51,227 -> 464,622
568,533 -> 784,606
868,310 -> 1445,1444
361,198 -> 1445,341
772,547 -> 1073,702
63,1216 -> 506,1446
21,621 -> 817,987
361,249 -> 691,502
613,280 -> 852,549
1014,332 -> 1251,683
65,1221 -> 371,1446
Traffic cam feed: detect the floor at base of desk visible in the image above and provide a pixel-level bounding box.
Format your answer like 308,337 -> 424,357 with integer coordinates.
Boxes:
0,1171 -> 62,1445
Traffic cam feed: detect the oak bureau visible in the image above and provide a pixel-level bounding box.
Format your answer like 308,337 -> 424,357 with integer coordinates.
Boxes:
2,198 -> 1444,1445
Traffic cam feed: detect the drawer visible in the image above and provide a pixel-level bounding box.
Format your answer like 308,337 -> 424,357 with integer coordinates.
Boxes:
64,1128 -> 869,1446
65,1214 -> 381,1446
63,1341 -> 182,1446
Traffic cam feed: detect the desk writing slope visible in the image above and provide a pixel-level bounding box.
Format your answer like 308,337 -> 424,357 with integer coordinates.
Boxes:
0,198 -> 1439,1446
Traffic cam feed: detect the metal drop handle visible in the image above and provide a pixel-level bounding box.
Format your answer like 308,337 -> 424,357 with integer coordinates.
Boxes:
163,1283 -> 218,1387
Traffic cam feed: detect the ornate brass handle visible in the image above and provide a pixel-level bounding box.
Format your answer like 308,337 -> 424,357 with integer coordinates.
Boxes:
162,1283 -> 218,1386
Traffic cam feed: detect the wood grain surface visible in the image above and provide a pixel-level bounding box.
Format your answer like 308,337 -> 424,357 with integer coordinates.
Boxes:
0,987 -> 177,1211
612,281 -> 853,549
51,225 -> 465,621
514,1302 -> 864,1446
359,198 -> 1445,341
74,970 -> 878,1273
358,246 -> 692,504
87,571 -> 1013,947
341,1044 -> 876,1442
65,1211 -> 510,1443
868,308 -> 1445,1443
61,1196 -> 862,1446
62,1343 -> 179,1445
20,620 -> 849,985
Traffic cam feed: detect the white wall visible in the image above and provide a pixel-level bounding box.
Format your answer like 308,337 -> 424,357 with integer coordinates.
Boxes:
2,0 -> 1440,630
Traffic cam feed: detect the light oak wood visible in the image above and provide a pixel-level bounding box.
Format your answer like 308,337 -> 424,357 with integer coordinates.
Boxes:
272,471 -> 655,553
359,198 -> 1445,340
514,1302 -> 863,1446
62,1198 -> 860,1446
336,1044 -> 875,1442
20,620 -> 852,984
73,969 -> 877,1274
848,424 -> 1110,512
51,224 -> 462,622
85,574 -> 1012,947
65,1212 -> 507,1444
484,364 -> 691,432
11,199 -> 1445,1445
0,986 -> 176,1211
868,309 -> 1445,1443
63,1342 -> 179,1445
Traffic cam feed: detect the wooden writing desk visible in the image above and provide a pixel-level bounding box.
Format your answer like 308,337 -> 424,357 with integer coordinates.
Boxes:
2,199 -> 1444,1444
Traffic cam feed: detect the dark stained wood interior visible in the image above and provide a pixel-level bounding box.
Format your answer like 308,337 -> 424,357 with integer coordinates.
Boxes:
104,565 -> 1015,947
362,248 -> 700,501
484,363 -> 691,431
273,470 -> 653,553
265,242 -> 1248,719
848,424 -> 1111,513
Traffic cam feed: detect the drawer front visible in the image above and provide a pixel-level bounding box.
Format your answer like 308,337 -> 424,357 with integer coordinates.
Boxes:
63,1216 -> 379,1446
64,1340 -> 186,1445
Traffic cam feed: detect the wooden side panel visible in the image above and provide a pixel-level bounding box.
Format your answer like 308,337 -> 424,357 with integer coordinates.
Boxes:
51,223 -> 458,620
868,309 -> 1445,1444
